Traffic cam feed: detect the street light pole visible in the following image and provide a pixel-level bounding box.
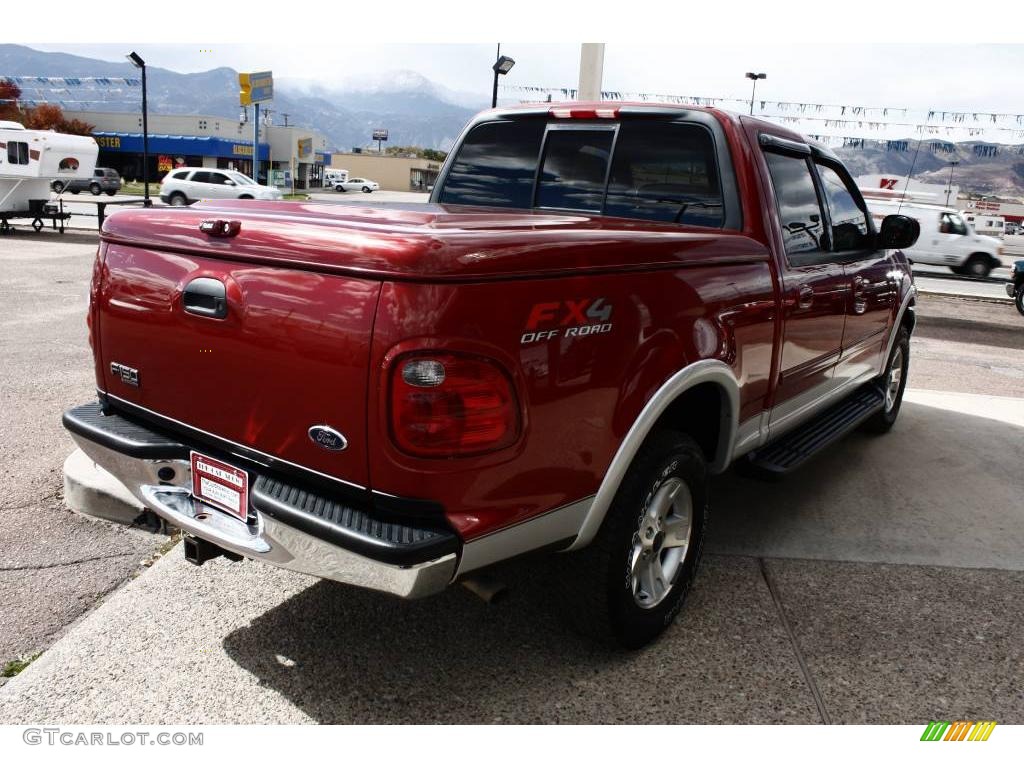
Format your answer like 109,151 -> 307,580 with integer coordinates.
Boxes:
945,161 -> 960,207
491,44 -> 515,108
127,51 -> 150,206
745,71 -> 766,116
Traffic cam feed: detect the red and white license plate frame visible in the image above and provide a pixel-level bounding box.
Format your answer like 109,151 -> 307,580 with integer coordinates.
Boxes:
189,451 -> 249,521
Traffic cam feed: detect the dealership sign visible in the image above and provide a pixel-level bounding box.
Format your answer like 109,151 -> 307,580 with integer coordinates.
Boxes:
297,137 -> 313,160
372,129 -> 388,141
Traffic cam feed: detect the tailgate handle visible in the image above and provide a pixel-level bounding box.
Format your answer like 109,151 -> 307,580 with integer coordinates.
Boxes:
183,278 -> 228,319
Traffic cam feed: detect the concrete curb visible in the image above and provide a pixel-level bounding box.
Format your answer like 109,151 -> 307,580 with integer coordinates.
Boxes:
62,448 -> 145,527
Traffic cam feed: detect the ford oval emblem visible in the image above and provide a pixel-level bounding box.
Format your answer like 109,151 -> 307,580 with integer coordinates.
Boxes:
308,425 -> 348,452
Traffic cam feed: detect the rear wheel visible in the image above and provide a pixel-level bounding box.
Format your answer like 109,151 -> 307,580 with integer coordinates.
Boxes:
1015,285 -> 1024,316
51,181 -> 65,194
238,194 -> 253,200
90,182 -> 101,195
168,192 -> 188,207
105,190 -> 116,196
865,326 -> 910,433
562,430 -> 708,649
70,188 -> 79,195
362,186 -> 372,193
335,185 -> 345,192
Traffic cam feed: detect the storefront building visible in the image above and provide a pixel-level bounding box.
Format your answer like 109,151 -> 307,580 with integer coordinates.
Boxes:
329,152 -> 443,192
64,110 -> 329,188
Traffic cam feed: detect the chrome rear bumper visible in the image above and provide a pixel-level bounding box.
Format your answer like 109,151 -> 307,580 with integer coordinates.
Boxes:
70,435 -> 457,599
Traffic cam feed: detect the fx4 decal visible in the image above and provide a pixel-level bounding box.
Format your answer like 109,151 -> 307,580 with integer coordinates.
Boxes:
521,298 -> 614,345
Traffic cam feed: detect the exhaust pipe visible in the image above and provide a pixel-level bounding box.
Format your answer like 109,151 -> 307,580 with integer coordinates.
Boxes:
182,535 -> 243,566
460,573 -> 508,604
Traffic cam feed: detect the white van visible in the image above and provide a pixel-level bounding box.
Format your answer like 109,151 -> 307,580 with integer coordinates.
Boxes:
324,168 -> 348,189
866,198 -> 1003,277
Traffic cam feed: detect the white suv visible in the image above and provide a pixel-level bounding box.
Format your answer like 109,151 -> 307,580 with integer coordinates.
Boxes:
160,168 -> 283,206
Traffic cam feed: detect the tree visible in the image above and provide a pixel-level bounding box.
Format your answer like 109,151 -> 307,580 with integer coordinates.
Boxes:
0,78 -> 22,122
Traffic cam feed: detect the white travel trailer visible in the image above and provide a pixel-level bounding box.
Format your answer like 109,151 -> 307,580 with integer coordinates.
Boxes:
324,168 -> 349,188
0,121 -> 98,216
962,212 -> 1005,238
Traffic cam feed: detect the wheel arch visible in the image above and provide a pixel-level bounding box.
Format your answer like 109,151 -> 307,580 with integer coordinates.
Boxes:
567,359 -> 739,551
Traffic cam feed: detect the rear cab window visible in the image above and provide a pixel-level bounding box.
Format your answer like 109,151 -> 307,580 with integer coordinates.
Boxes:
436,114 -> 735,229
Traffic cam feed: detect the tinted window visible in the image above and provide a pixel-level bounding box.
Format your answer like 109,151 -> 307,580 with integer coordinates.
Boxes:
209,172 -> 230,185
764,152 -> 826,257
815,163 -> 870,251
7,141 -> 29,165
605,122 -> 723,227
439,119 -> 544,208
536,129 -> 614,212
191,171 -> 212,184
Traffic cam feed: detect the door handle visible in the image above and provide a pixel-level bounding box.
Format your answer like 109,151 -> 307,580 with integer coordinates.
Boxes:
797,285 -> 814,309
851,276 -> 868,314
183,277 -> 228,319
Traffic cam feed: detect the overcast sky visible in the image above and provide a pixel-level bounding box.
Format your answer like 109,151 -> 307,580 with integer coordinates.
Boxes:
32,43 -> 1024,143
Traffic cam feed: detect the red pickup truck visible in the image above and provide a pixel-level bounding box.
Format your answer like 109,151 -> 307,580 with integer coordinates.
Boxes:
64,103 -> 919,648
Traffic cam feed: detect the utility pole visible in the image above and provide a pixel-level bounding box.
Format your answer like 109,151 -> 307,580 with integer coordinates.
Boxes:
578,43 -> 605,101
945,161 -> 960,206
282,113 -> 290,127
745,72 -> 766,116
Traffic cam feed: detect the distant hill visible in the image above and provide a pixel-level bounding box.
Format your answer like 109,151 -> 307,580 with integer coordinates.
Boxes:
0,45 -> 476,151
833,140 -> 1024,199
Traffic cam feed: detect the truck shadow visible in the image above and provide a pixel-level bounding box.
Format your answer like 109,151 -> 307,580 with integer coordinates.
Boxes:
221,400 -> 1021,724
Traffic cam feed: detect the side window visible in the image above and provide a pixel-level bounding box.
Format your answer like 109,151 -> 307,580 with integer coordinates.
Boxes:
605,122 -> 724,227
209,172 -> 230,185
764,151 -> 827,260
7,141 -> 29,165
191,171 -> 212,184
439,118 -> 545,208
940,212 -> 967,235
815,163 -> 871,251
536,129 -> 614,212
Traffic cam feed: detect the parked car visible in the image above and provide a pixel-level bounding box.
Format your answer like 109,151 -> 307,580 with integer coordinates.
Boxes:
52,167 -> 121,196
1007,259 -> 1024,315
336,177 -> 378,193
865,199 -> 1002,278
159,167 -> 283,206
64,103 -> 919,648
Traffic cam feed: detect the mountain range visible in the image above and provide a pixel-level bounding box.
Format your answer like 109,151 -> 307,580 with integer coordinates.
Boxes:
2,45 -> 1023,197
0,45 -> 477,152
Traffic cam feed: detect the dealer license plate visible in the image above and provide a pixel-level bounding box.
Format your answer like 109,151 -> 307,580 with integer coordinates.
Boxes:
190,451 -> 249,521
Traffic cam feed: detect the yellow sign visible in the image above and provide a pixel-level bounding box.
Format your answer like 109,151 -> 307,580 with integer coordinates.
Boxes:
96,136 -> 121,148
297,137 -> 313,160
238,71 -> 274,106
232,144 -> 253,156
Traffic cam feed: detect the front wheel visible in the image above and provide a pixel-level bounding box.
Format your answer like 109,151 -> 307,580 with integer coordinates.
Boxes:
562,430 -> 708,649
865,326 -> 910,433
105,190 -> 116,196
51,181 -> 65,194
168,192 -> 188,207
963,254 -> 993,278
1015,285 -> 1024,316
90,182 -> 101,195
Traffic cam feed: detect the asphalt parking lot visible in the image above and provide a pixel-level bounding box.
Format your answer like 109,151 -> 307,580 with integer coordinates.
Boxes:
0,233 -> 1021,723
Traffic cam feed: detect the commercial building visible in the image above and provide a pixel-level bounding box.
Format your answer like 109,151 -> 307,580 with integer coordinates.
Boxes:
329,152 -> 443,192
63,110 -> 330,189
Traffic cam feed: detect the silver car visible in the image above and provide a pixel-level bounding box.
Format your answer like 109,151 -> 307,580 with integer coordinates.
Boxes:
160,168 -> 283,206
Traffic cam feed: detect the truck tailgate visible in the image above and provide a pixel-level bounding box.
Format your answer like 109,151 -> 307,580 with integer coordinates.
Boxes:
96,241 -> 379,489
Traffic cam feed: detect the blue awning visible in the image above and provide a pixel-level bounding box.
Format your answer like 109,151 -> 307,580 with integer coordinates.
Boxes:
93,132 -> 270,161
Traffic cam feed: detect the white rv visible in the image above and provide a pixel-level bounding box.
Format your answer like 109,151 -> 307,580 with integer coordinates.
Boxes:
324,168 -> 349,189
0,121 -> 98,215
962,212 -> 1005,238
864,195 -> 1003,277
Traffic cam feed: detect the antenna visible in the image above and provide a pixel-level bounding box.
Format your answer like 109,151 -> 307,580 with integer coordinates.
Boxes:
898,129 -> 925,215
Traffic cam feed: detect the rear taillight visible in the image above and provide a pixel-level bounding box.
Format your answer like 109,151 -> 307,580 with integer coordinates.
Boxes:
390,352 -> 519,458
548,106 -> 620,119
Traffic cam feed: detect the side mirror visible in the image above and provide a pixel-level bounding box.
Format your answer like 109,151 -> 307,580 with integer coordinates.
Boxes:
879,214 -> 920,250
224,179 -> 236,186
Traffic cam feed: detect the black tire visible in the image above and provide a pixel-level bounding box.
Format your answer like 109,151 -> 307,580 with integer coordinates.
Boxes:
105,190 -> 116,197
562,430 -> 708,649
90,182 -> 101,196
70,189 -> 79,195
363,186 -> 372,193
963,254 -> 993,279
51,181 -> 64,194
335,185 -> 345,192
238,194 -> 253,200
865,326 -> 910,433
168,192 -> 188,207
1015,285 -> 1024,316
